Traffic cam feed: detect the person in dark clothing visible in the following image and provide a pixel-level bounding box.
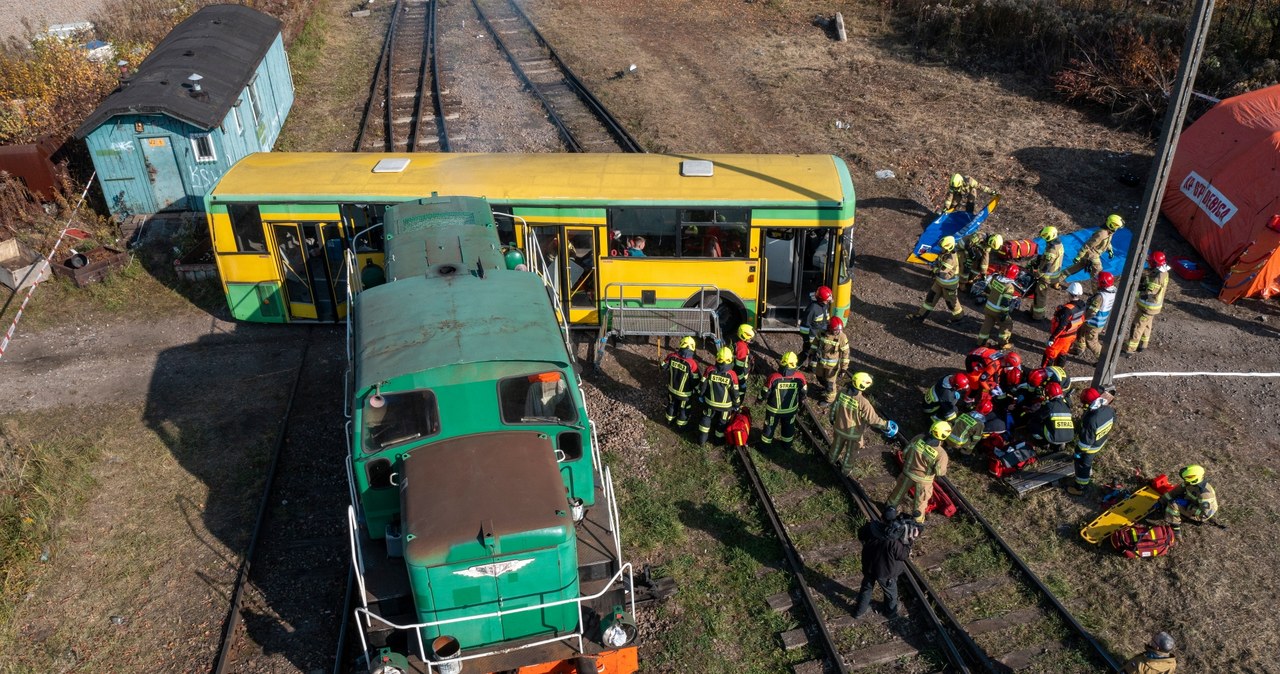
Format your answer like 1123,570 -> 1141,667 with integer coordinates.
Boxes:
797,285 -> 833,368
853,507 -> 919,618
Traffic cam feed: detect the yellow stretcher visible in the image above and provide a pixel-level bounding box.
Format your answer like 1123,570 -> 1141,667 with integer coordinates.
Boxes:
1080,485 -> 1163,544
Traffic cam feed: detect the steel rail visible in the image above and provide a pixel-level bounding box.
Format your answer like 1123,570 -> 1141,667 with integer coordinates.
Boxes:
211,332 -> 313,674
408,0 -> 433,151
383,0 -> 404,151
427,0 -> 449,152
500,0 -> 644,153
470,0 -> 581,152
353,0 -> 403,151
732,442 -> 848,674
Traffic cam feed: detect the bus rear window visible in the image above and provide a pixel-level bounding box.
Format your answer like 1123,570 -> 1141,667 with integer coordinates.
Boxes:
362,390 -> 440,452
500,372 -> 576,424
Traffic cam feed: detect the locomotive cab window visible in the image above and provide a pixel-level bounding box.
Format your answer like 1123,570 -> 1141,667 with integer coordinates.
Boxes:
363,390 -> 440,452
501,372 -> 576,424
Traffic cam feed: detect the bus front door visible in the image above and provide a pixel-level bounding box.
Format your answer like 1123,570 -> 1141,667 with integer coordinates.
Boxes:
270,222 -> 348,322
563,227 -> 599,325
270,223 -> 317,321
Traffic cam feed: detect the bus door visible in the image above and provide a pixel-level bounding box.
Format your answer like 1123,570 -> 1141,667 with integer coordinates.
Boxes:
269,223 -> 316,320
562,227 -> 599,325
761,228 -> 834,328
269,222 -> 347,322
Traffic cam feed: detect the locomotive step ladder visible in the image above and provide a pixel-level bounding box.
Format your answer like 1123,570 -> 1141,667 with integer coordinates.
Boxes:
592,283 -> 723,367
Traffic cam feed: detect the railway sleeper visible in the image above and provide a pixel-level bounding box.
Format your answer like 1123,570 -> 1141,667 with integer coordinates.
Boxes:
844,636 -> 928,670
998,639 -> 1066,670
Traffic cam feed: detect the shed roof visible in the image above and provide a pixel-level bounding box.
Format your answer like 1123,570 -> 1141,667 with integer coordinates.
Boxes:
74,5 -> 281,138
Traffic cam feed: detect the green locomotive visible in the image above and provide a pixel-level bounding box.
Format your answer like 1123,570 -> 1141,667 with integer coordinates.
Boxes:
345,196 -> 638,674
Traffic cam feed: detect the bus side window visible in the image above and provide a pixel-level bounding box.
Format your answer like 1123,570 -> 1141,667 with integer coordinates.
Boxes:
680,209 -> 748,258
229,204 -> 266,252
610,207 -> 678,257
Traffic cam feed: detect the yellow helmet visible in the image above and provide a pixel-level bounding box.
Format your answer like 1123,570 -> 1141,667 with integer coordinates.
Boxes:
1106,214 -> 1125,231
781,351 -> 799,368
950,173 -> 964,188
716,346 -> 733,364
678,336 -> 696,350
852,372 -> 873,391
1040,226 -> 1058,241
987,234 -> 1004,251
930,420 -> 953,440
737,324 -> 755,341
939,236 -> 957,251
1180,464 -> 1205,485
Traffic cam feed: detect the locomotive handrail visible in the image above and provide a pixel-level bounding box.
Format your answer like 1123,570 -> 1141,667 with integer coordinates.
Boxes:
347,505 -> 369,618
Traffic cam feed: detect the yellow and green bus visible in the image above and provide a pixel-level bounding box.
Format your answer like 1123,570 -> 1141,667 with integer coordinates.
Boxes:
204,152 -> 856,332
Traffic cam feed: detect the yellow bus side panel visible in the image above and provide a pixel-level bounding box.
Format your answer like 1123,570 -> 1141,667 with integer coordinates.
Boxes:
219,254 -> 280,286
597,258 -> 759,308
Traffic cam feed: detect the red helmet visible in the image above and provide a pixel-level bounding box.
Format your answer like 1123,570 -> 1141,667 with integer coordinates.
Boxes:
950,372 -> 971,391
1005,264 -> 1021,279
1081,387 -> 1103,406
827,317 -> 844,332
1046,382 -> 1064,399
1028,368 -> 1047,387
1097,271 -> 1116,289
1003,352 -> 1021,369
1149,251 -> 1167,267
816,286 -> 833,303
976,398 -> 994,416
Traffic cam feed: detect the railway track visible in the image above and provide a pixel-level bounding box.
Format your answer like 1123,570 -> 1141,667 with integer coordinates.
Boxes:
356,0 -> 448,152
734,336 -> 1122,672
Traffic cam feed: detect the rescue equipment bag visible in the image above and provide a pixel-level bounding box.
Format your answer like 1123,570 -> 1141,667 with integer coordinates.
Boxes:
999,239 -> 1039,260
988,441 -> 1037,478
726,411 -> 751,447
1109,524 -> 1176,558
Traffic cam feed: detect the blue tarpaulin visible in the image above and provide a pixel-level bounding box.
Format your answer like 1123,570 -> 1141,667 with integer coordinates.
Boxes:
908,198 -> 999,264
1056,226 -> 1132,284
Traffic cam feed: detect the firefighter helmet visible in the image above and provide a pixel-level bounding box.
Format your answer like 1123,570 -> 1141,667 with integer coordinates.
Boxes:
1028,368 -> 1047,387
1097,271 -> 1116,289
1180,465 -> 1205,485
1105,213 -> 1125,231
976,398 -> 994,416
815,285 -> 833,303
738,324 -> 755,341
930,420 -> 953,440
679,336 -> 696,350
852,372 -> 873,391
1081,387 -> 1102,406
827,317 -> 844,333
1045,382 -> 1064,399
949,372 -> 971,391
950,173 -> 964,189
1067,281 -> 1084,296
716,347 -> 733,364
1003,352 -> 1021,369
1004,263 -> 1021,279
1040,226 -> 1058,241
781,351 -> 799,368
1150,631 -> 1176,653
939,236 -> 957,251
1149,251 -> 1167,268
987,234 -> 1004,251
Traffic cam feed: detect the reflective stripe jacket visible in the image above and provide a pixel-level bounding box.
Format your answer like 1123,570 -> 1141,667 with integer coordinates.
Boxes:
1049,300 -> 1086,339
947,412 -> 986,450
1075,403 -> 1116,452
932,249 -> 962,286
985,275 -> 1018,313
903,435 -> 949,481
1136,268 -> 1169,315
800,301 -> 831,338
831,389 -> 887,439
942,177 -> 995,212
700,364 -> 742,410
963,237 -> 990,277
1085,288 -> 1117,328
765,369 -> 807,414
1039,399 -> 1075,444
733,339 -> 752,379
1037,239 -> 1064,281
923,378 -> 961,411
662,349 -> 701,397
1077,228 -> 1114,260
1122,651 -> 1178,674
1167,481 -> 1219,520
812,330 -> 850,370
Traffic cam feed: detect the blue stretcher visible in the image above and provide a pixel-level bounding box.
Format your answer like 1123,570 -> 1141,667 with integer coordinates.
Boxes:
908,197 -> 999,265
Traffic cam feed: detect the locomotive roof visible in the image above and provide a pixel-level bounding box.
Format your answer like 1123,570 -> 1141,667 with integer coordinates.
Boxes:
210,152 -> 855,207
354,270 -> 569,392
74,5 -> 281,137
401,431 -> 571,567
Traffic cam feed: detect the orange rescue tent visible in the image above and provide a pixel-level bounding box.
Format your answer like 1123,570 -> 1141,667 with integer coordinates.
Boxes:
1162,84 -> 1280,303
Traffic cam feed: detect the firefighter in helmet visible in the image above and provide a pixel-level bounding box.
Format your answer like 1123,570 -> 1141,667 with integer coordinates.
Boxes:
1125,251 -> 1171,354
941,173 -> 997,215
1030,225 -> 1064,321
977,262 -> 1021,348
732,323 -> 755,383
661,336 -> 702,428
1068,387 -> 1116,495
961,232 -> 1003,292
911,236 -> 963,324
798,286 -> 833,368
829,372 -> 896,475
696,347 -> 743,446
887,420 -> 952,524
761,352 -> 808,448
811,317 -> 851,403
1072,271 -> 1118,361
1163,464 -> 1218,533
1062,214 -> 1124,287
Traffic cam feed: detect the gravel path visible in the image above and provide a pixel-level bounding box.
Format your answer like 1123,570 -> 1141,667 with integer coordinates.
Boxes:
0,0 -> 108,43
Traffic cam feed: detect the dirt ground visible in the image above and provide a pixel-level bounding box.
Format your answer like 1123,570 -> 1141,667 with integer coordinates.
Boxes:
3,0 -> 1279,672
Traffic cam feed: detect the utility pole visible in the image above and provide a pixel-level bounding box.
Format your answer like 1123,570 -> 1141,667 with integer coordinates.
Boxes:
1093,0 -> 1217,390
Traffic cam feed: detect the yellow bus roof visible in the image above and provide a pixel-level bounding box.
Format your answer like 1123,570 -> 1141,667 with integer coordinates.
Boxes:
210,152 -> 852,206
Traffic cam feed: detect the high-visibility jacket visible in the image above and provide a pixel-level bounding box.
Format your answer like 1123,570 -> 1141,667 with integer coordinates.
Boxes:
1076,228 -> 1114,260
700,364 -> 741,410
923,378 -> 961,412
732,339 -> 752,378
932,250 -> 962,287
662,349 -> 701,397
984,274 -> 1018,313
1085,288 -> 1117,328
1075,403 -> 1115,453
902,435 -> 949,481
942,176 -> 995,212
1122,650 -> 1178,674
1048,300 -> 1086,339
831,389 -> 887,439
800,301 -> 831,338
1037,240 -> 1064,281
1136,268 -> 1169,315
1039,399 -> 1075,444
1044,366 -> 1071,392
813,330 -> 850,370
947,411 -> 986,450
963,237 -> 990,277
1165,482 -> 1218,520
764,369 -> 807,414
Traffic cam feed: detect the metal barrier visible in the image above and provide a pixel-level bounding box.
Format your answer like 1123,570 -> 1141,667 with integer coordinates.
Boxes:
593,283 -> 723,365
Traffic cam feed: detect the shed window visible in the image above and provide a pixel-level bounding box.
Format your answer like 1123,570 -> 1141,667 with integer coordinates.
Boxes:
192,134 -> 216,163
362,390 -> 440,453
232,104 -> 243,134
248,78 -> 263,125
228,204 -> 266,252
500,372 -> 576,424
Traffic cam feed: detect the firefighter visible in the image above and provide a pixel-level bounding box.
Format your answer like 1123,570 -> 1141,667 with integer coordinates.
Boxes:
1163,465 -> 1218,532
941,173 -> 998,215
812,317 -> 851,403
829,372 -> 897,475
696,347 -> 743,446
993,352 -> 1026,411
1071,271 -> 1118,361
1068,387 -> 1116,495
733,323 -> 755,383
798,286 -> 833,368
1042,282 -> 1085,367
1062,214 -> 1124,287
1125,251 -> 1171,354
946,398 -> 992,453
661,336 -> 701,428
887,420 -> 952,524
911,236 -> 964,324
1123,631 -> 1178,674
1030,226 -> 1064,320
965,345 -> 1005,393
1032,382 -> 1073,452
923,372 -> 969,423
961,232 -> 1003,292
977,263 -> 1020,348
762,352 -> 808,448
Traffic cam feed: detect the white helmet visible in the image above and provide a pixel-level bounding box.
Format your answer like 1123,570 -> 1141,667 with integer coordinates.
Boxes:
1066,282 -> 1084,296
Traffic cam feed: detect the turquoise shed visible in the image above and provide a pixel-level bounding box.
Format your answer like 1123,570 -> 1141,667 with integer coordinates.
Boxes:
74,5 -> 293,219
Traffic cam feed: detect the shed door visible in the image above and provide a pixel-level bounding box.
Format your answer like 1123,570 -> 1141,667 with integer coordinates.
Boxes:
139,137 -> 186,211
